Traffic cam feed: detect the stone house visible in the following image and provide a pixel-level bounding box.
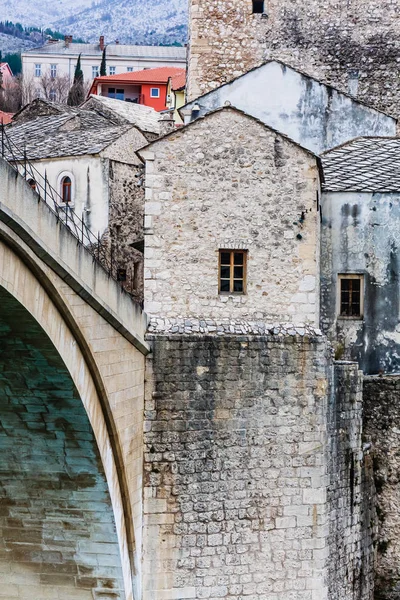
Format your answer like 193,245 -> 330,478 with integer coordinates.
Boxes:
320,137 -> 400,375
182,61 -> 396,154
138,106 -> 322,324
4,98 -> 159,300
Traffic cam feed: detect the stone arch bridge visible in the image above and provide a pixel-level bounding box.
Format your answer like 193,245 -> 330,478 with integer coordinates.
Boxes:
0,157 -> 149,600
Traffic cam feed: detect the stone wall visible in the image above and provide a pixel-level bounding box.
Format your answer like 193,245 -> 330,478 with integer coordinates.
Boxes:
328,363 -> 374,600
142,326 -> 369,600
107,160 -> 145,302
142,107 -> 320,324
363,375 -> 400,600
188,0 -> 400,118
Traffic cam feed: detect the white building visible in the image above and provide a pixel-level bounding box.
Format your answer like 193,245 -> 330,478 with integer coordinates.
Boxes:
22,36 -> 187,86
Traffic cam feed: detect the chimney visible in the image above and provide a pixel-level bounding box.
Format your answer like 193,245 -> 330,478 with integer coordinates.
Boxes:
64,35 -> 73,47
115,39 -> 120,45
159,110 -> 175,136
99,35 -> 105,51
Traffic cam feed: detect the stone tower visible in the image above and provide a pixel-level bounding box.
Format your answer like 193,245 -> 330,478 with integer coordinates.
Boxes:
187,0 -> 400,118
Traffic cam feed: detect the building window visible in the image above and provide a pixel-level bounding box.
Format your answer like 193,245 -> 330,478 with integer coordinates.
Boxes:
50,64 -> 57,78
252,0 -> 264,13
109,66 -> 116,75
219,250 -> 247,294
61,176 -> 72,204
27,179 -> 36,191
49,89 -> 56,101
35,64 -> 42,77
127,67 -> 133,72
339,275 -> 363,318
150,87 -> 160,98
92,66 -> 99,78
108,87 -> 124,100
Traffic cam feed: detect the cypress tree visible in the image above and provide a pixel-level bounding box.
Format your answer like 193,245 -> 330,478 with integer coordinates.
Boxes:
67,53 -> 84,106
100,48 -> 106,76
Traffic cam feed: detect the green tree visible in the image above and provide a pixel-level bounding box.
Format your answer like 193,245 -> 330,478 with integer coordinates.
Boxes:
67,53 -> 84,106
100,47 -> 107,76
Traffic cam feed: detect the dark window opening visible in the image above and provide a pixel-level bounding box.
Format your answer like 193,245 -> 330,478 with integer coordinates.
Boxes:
108,87 -> 124,100
219,250 -> 247,294
252,0 -> 264,13
340,277 -> 362,317
27,178 -> 36,191
61,176 -> 72,204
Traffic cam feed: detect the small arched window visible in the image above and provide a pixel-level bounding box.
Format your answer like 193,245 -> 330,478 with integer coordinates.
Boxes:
61,176 -> 72,204
27,178 -> 36,191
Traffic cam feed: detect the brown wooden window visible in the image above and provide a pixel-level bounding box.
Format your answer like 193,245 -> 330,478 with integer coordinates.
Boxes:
252,0 -> 264,13
339,275 -> 363,318
61,176 -> 72,204
219,250 -> 247,294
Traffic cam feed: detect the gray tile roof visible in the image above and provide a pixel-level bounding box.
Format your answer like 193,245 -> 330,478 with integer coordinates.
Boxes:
82,95 -> 160,134
6,110 -> 130,161
322,137 -> 400,192
23,42 -> 186,59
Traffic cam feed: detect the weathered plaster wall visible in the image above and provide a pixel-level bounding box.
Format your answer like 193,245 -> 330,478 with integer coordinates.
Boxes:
0,287 -> 126,600
142,328 -> 368,600
363,375 -> 400,599
24,155 -> 110,239
142,108 -> 320,324
188,0 -> 400,119
320,191 -> 400,375
183,62 -> 396,154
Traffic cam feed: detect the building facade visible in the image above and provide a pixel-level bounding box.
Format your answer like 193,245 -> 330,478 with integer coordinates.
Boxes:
22,37 -> 186,88
187,0 -> 400,119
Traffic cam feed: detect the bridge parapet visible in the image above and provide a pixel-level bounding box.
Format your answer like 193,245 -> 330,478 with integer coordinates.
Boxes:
0,157 -> 149,354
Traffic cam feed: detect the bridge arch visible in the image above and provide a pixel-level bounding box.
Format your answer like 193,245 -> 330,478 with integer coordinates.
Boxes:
0,228 -> 142,600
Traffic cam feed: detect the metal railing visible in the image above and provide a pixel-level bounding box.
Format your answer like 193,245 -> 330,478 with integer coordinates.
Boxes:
0,121 -> 127,292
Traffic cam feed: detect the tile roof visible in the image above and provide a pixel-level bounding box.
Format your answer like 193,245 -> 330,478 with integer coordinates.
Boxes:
5,110 -> 130,161
322,138 -> 400,192
170,70 -> 186,91
93,66 -> 185,85
0,110 -> 13,125
82,95 -> 160,134
23,42 -> 186,59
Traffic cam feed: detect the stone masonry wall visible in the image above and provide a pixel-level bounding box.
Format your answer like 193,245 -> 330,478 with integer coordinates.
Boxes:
363,376 -> 400,600
108,160 -> 145,302
142,328 -> 368,600
328,363 -> 374,600
143,108 -> 320,324
188,0 -> 400,118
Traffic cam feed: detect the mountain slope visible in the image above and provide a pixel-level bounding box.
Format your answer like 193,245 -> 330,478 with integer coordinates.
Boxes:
0,0 -> 188,45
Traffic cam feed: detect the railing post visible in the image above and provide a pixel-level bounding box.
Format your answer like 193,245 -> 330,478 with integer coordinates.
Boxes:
23,149 -> 27,179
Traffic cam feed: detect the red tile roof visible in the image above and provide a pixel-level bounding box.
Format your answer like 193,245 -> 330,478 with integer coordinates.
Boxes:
93,66 -> 186,85
170,70 -> 186,91
0,110 -> 13,125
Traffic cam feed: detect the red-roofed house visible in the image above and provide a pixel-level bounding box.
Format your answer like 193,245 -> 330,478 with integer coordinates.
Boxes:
88,66 -> 186,111
0,110 -> 13,125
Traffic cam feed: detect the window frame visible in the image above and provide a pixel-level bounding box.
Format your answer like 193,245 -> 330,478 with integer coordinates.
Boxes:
34,63 -> 42,77
92,66 -> 99,78
109,66 -> 116,75
57,172 -> 75,207
338,274 -> 364,319
150,87 -> 160,98
218,249 -> 247,295
252,0 -> 265,14
50,63 -> 57,78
